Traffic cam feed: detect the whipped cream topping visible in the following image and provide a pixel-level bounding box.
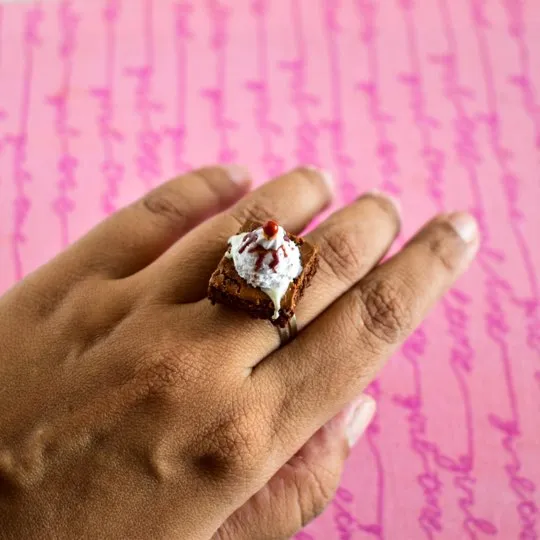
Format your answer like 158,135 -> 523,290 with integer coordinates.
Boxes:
226,221 -> 302,319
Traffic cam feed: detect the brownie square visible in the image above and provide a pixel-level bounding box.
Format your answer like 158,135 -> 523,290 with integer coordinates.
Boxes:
207,220 -> 319,327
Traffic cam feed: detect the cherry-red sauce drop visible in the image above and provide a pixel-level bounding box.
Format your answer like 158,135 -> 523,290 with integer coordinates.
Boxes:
263,220 -> 279,238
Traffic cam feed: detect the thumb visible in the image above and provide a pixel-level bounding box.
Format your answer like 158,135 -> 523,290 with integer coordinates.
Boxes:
214,395 -> 376,540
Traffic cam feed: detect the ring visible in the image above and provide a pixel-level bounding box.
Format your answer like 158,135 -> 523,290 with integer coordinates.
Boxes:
278,315 -> 298,346
207,220 -> 318,342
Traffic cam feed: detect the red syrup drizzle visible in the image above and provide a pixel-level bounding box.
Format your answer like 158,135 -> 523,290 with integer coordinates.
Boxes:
238,231 -> 257,253
250,245 -> 288,271
270,245 -> 288,269
238,221 -> 289,272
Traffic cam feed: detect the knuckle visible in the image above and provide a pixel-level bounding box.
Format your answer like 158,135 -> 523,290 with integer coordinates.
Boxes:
213,525 -> 237,540
192,410 -> 265,483
298,464 -> 340,525
193,167 -> 230,203
233,198 -> 274,228
353,278 -> 412,345
68,285 -> 132,353
422,221 -> 465,273
11,277 -> 68,320
141,188 -> 189,230
364,192 -> 401,225
318,228 -> 363,285
294,166 -> 330,195
0,449 -> 33,490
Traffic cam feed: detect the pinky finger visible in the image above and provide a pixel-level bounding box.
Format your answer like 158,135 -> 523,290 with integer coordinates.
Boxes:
213,395 -> 376,540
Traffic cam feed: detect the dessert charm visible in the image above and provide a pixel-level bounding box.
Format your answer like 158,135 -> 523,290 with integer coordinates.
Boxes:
208,219 -> 319,327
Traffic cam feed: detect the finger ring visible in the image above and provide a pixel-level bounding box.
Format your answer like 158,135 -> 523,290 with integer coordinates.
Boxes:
278,314 -> 298,346
208,219 -> 319,328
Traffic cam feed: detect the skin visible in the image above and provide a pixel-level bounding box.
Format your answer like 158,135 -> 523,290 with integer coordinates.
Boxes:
0,166 -> 479,540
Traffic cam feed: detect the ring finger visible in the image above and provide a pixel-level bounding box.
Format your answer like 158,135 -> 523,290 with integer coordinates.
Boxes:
199,191 -> 401,362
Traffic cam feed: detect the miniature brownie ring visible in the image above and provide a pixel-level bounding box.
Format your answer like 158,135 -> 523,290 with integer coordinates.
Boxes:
207,219 -> 319,330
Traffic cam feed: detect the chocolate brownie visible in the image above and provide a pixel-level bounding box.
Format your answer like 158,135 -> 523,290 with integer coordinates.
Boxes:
207,220 -> 319,327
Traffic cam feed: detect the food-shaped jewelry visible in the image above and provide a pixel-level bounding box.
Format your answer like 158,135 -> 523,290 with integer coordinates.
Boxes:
208,220 -> 319,327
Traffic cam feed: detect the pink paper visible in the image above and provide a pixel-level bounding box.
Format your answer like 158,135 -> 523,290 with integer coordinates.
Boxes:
1,1 -> 539,538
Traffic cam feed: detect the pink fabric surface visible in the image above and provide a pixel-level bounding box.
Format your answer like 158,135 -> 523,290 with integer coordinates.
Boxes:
1,1 -> 539,538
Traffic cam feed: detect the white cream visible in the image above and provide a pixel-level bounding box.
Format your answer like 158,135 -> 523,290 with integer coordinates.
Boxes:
227,225 -> 302,319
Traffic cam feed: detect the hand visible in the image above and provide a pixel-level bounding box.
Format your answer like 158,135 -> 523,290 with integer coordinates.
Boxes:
0,166 -> 478,539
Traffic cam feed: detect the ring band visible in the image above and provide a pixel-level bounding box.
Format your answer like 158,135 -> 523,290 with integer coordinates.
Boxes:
278,315 -> 298,346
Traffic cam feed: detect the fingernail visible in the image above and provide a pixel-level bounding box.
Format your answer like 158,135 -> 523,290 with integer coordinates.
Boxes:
365,189 -> 402,218
447,212 -> 478,244
345,395 -> 377,448
223,164 -> 251,186
304,165 -> 335,194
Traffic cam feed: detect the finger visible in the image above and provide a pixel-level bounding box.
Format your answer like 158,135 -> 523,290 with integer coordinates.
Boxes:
302,192 -> 400,327
208,192 -> 401,363
214,396 -> 376,540
258,212 -> 479,451
48,165 -> 251,280
144,167 -> 334,303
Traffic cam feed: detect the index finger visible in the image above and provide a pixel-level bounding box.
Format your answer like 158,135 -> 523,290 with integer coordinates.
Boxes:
255,212 -> 479,450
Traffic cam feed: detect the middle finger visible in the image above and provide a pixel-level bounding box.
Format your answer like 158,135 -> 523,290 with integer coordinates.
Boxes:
140,167 -> 334,303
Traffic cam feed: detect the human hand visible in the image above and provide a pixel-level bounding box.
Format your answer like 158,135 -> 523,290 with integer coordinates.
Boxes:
0,166 -> 478,539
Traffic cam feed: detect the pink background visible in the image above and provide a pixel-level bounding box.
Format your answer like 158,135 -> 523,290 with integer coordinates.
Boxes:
1,1 -> 539,538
